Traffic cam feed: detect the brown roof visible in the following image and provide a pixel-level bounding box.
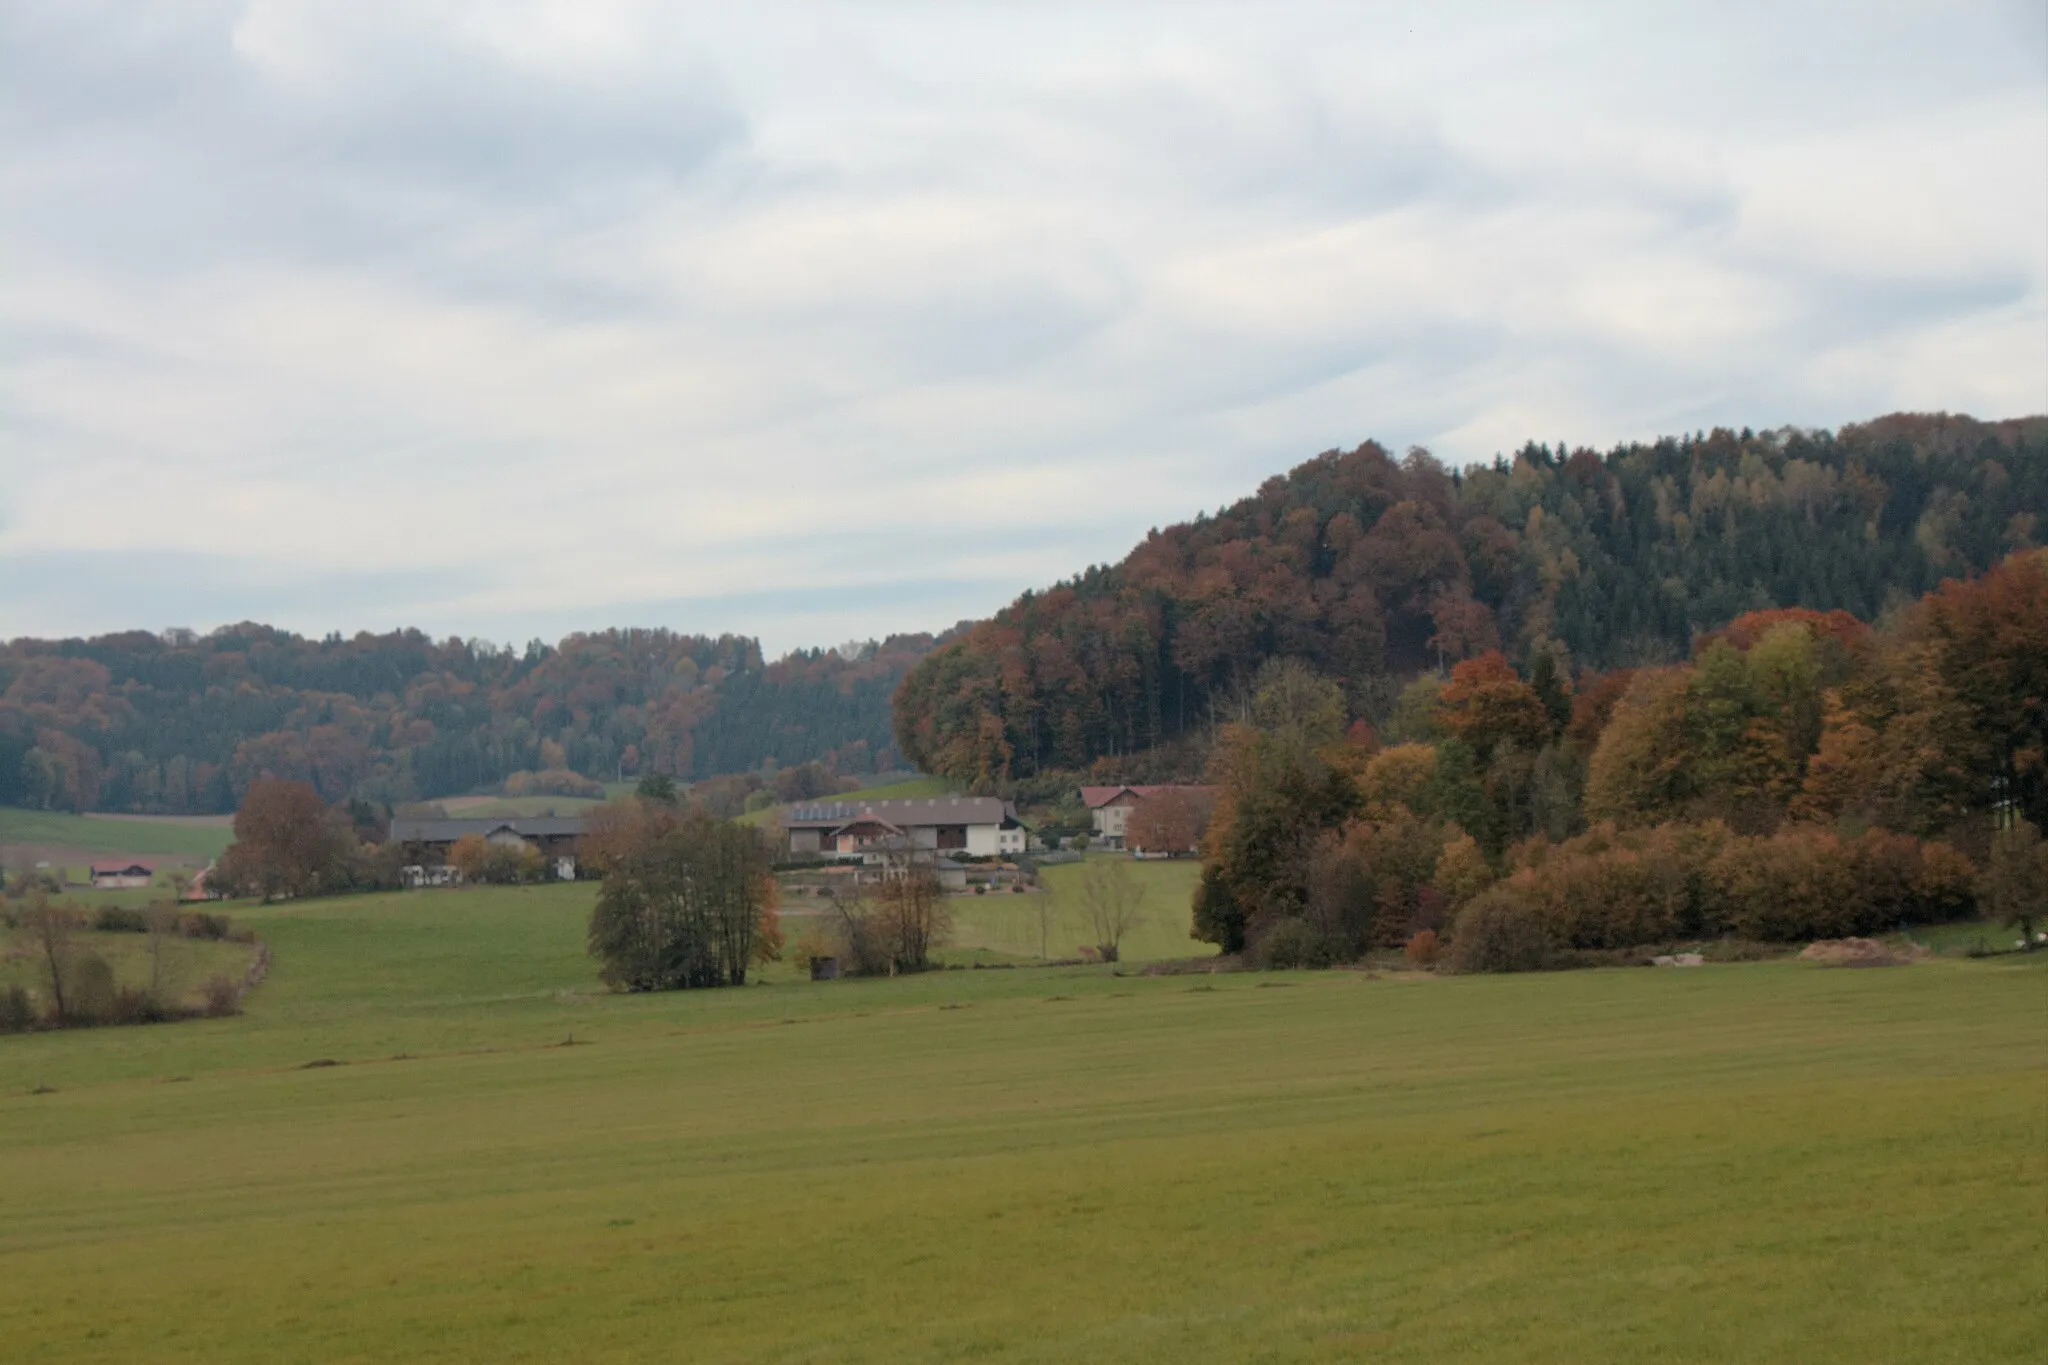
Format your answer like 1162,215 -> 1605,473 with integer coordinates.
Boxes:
1079,785 -> 1212,808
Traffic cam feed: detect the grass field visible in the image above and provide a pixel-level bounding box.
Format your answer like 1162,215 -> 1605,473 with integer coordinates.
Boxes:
934,857 -> 1210,963
0,808 -> 233,862
738,776 -> 954,826
2,881 -> 2042,1363
438,794 -> 607,818
1,929 -> 257,1014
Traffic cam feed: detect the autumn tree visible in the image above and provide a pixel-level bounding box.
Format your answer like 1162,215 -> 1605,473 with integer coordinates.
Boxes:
213,779 -> 355,900
1123,787 -> 1212,855
1194,664 -> 1362,953
1980,819 -> 2048,949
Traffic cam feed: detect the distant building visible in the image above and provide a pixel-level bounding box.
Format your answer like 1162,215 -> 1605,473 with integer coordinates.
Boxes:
90,863 -> 153,890
778,796 -> 1027,860
1079,785 -> 1214,851
388,816 -> 585,886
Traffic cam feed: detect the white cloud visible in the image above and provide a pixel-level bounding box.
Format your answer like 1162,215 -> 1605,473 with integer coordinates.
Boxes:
2,0 -> 2043,650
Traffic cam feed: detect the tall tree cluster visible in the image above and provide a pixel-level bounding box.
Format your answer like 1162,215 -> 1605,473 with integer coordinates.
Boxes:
584,799 -> 781,991
0,627 -> 933,815
1190,551 -> 2046,963
894,413 -> 2046,784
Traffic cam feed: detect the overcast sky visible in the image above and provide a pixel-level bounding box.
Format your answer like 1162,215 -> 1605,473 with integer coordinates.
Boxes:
3,1 -> 2044,654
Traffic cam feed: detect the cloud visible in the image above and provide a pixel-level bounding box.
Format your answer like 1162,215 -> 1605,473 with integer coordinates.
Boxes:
2,0 -> 2043,653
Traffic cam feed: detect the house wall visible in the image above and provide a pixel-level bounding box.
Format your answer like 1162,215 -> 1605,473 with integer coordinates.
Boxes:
1092,798 -> 1137,842
789,828 -> 824,855
966,824 -> 1001,857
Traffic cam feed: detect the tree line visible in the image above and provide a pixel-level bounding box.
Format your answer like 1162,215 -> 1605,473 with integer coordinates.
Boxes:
0,626 -> 934,814
1186,549 -> 2047,969
893,413 -> 2046,784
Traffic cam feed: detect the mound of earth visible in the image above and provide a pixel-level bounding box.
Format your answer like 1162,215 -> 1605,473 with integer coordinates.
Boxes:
1798,937 -> 1921,968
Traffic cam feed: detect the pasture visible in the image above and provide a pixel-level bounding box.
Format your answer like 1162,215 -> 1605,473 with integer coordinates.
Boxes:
0,807 -> 232,869
2,881 -> 2042,1363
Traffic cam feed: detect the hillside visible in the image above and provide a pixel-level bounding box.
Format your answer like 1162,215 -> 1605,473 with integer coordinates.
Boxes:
893,413 -> 2048,782
0,628 -> 933,814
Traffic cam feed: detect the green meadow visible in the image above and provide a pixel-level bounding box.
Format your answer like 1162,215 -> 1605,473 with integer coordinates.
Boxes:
2,881 -> 2042,1363
0,808 -> 232,861
737,776 -> 953,826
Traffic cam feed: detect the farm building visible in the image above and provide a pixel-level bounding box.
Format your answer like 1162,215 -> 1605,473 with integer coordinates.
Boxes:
1079,785 -> 1214,852
778,796 -> 1027,860
388,816 -> 585,885
90,863 -> 154,890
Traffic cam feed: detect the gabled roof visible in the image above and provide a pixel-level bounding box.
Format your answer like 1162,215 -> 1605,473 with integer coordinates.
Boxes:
1080,785 -> 1213,809
389,816 -> 586,843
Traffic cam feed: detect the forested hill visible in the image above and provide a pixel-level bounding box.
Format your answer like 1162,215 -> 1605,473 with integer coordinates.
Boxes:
0,626 -> 934,813
893,412 -> 2047,783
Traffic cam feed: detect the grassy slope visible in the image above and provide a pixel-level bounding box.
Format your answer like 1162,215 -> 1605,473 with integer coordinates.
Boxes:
1,884 -> 2042,1364
438,795 -> 607,818
738,777 -> 953,826
0,808 -> 233,860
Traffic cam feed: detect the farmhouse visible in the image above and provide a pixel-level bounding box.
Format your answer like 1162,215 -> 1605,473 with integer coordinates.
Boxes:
388,816 -> 585,884
1080,785 -> 1214,852
90,863 -> 153,890
778,796 -> 1027,860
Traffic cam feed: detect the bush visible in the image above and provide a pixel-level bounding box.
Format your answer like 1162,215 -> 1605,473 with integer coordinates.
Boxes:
1448,891 -> 1557,973
1404,928 -> 1440,966
1252,917 -> 1344,969
179,911 -> 233,940
65,952 -> 118,1025
502,768 -> 606,799
92,905 -> 150,933
201,974 -> 241,1018
0,985 -> 34,1033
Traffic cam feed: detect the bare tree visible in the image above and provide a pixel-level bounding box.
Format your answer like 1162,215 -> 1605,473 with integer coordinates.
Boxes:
1032,878 -> 1059,961
21,895 -> 79,1022
1075,858 -> 1145,963
147,903 -> 179,1003
877,865 -> 951,973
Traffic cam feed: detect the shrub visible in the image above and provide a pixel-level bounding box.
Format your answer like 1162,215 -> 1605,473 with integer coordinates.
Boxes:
65,953 -> 118,1025
201,975 -> 241,1018
179,911 -> 232,940
1448,891 -> 1557,973
93,906 -> 150,933
0,985 -> 34,1033
1252,917 -> 1343,969
1404,928 -> 1440,967
106,986 -> 166,1026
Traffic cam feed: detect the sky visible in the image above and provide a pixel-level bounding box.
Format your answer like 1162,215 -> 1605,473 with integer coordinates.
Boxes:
3,1 -> 2044,655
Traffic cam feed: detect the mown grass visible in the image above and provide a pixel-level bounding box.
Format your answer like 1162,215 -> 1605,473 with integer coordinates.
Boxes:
0,807 -> 232,860
1,883 -> 2041,1364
